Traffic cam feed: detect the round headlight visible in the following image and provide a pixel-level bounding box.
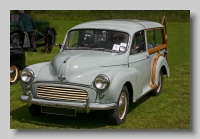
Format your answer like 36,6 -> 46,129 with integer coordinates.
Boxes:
21,68 -> 34,83
94,74 -> 110,90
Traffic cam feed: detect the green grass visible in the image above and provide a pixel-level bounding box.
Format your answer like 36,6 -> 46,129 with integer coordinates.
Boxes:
10,21 -> 190,129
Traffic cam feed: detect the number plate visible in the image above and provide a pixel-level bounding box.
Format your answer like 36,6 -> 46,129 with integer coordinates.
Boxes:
41,106 -> 76,116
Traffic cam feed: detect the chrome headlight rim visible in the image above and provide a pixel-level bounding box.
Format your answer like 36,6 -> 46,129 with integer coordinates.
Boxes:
94,74 -> 110,91
21,68 -> 34,83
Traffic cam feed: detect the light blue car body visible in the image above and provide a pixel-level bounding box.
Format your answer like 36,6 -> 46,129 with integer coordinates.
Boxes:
20,19 -> 170,114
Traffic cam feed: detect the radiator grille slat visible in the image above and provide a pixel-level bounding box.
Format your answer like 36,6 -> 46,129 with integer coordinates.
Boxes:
37,86 -> 88,102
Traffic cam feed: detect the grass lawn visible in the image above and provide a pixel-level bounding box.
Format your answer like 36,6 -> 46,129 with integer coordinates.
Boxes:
10,21 -> 190,129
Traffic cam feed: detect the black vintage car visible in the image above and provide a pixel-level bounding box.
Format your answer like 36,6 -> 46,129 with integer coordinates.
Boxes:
10,41 -> 26,84
10,14 -> 56,47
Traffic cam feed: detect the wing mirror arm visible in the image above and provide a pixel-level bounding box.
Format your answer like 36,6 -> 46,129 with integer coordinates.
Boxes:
55,43 -> 63,49
58,44 -> 62,49
55,43 -> 64,51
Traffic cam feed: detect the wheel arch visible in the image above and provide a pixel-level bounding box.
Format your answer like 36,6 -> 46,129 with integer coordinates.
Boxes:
46,27 -> 57,35
10,29 -> 24,41
124,81 -> 133,103
103,68 -> 139,103
10,63 -> 24,70
154,56 -> 170,85
10,30 -> 24,47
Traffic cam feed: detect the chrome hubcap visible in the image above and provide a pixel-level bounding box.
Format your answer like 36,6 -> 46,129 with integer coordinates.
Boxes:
157,74 -> 161,92
10,65 -> 18,82
118,92 -> 127,119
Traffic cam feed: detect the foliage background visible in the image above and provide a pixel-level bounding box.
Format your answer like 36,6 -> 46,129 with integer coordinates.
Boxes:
10,10 -> 190,22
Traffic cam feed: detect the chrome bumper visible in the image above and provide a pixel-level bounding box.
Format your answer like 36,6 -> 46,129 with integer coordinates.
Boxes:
19,92 -> 117,113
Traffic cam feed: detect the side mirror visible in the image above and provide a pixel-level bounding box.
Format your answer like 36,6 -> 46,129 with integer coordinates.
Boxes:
59,44 -> 62,49
55,43 -> 62,49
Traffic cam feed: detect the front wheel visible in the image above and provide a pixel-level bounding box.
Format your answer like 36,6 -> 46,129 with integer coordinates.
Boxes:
151,70 -> 163,96
108,86 -> 129,125
10,65 -> 19,84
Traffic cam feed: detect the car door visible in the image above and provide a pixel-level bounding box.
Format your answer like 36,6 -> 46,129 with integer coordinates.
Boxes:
128,30 -> 151,97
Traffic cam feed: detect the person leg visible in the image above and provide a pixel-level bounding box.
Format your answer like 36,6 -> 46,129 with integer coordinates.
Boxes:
28,32 -> 37,51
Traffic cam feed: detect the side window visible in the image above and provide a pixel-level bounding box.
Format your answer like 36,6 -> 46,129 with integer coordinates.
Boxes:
130,30 -> 146,55
154,29 -> 163,46
67,30 -> 79,47
147,29 -> 164,49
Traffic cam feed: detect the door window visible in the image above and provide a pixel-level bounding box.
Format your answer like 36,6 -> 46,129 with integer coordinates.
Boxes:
146,29 -> 164,49
130,30 -> 146,55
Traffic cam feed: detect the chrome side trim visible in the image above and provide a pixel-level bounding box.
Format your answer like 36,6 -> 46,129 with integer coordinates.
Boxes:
129,57 -> 147,64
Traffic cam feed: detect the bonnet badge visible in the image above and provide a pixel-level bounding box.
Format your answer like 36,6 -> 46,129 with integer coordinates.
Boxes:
58,70 -> 66,81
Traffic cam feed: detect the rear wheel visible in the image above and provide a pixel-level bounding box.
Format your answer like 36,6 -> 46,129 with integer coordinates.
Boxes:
47,30 -> 56,45
28,104 -> 42,116
11,33 -> 20,45
108,86 -> 129,125
10,65 -> 19,84
151,70 -> 163,96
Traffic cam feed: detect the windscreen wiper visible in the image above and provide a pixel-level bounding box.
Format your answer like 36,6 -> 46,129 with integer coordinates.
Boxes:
64,47 -> 91,50
91,47 -> 113,52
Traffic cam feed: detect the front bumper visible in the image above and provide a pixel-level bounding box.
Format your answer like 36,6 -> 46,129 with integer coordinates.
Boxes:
19,92 -> 117,113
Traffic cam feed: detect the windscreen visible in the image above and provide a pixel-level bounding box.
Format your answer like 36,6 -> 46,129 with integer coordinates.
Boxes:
65,29 -> 129,52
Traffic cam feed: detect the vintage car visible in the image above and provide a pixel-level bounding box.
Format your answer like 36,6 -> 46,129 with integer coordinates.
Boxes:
10,14 -> 56,47
10,41 -> 26,84
19,16 -> 170,125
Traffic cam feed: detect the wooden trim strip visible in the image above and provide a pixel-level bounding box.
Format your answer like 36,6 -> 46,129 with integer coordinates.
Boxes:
151,53 -> 163,84
148,44 -> 167,54
150,84 -> 157,90
146,27 -> 164,31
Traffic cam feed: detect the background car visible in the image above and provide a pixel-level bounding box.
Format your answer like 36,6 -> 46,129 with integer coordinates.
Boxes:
10,14 -> 57,47
10,39 -> 26,84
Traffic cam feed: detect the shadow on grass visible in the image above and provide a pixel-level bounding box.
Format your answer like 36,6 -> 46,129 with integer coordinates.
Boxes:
11,93 -> 152,129
128,92 -> 152,113
10,105 -> 111,129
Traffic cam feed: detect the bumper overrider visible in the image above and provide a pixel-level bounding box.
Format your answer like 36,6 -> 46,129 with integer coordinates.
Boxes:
19,91 -> 117,114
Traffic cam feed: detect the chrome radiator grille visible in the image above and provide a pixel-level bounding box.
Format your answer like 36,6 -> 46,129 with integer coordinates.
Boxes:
37,86 -> 88,102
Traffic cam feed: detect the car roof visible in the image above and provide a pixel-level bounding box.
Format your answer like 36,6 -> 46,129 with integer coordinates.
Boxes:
70,19 -> 164,34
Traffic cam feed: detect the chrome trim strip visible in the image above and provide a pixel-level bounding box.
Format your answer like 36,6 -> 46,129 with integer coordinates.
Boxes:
31,81 -> 93,89
129,57 -> 146,64
19,94 -> 117,113
100,64 -> 128,67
